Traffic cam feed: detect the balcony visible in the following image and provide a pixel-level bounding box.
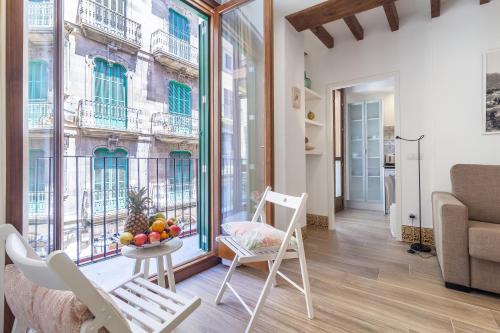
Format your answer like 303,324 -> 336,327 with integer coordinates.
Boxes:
151,29 -> 199,77
27,0 -> 54,44
28,156 -> 199,264
151,112 -> 199,142
78,100 -> 147,136
79,0 -> 142,54
28,102 -> 54,130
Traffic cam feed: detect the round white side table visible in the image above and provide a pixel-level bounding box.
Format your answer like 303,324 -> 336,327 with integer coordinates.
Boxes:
121,237 -> 183,292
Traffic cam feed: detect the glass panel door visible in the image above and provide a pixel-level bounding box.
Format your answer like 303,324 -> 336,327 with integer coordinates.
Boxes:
220,0 -> 266,224
366,101 -> 382,202
348,103 -> 364,201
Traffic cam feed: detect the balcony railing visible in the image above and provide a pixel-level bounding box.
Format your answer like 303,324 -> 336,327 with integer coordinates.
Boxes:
151,29 -> 199,67
28,156 -> 199,265
151,112 -> 199,139
28,102 -> 53,129
78,100 -> 147,133
27,0 -> 54,30
79,0 -> 142,47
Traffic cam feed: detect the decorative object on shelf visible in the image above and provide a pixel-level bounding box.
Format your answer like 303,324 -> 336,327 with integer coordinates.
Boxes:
304,72 -> 312,89
483,49 -> 500,134
292,86 -> 301,109
307,111 -> 316,120
305,137 -> 315,150
396,134 -> 430,254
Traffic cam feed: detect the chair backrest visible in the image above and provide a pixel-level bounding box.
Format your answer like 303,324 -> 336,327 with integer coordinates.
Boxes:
250,187 -> 308,229
0,224 -> 130,333
451,164 -> 500,224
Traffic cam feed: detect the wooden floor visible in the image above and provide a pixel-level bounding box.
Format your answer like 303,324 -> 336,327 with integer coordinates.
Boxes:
174,209 -> 500,333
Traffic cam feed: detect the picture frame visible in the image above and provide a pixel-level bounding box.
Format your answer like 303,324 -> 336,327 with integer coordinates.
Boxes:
483,49 -> 500,134
292,86 -> 301,109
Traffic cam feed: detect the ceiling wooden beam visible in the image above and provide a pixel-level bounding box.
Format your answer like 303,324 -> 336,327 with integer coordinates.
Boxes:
286,0 -> 397,32
343,15 -> 364,41
310,26 -> 334,49
480,0 -> 490,4
383,2 -> 399,31
431,0 -> 440,18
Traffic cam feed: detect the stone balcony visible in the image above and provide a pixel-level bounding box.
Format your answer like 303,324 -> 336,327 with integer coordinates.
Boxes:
79,0 -> 142,54
151,29 -> 199,77
151,112 -> 199,142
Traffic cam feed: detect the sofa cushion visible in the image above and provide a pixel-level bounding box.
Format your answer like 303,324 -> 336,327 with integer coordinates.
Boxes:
469,221 -> 500,262
451,164 -> 500,224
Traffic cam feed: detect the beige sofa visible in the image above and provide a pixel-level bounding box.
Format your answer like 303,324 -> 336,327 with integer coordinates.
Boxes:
432,164 -> 500,293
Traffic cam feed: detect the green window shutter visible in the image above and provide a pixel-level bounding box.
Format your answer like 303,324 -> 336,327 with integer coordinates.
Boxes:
169,9 -> 190,42
93,58 -> 127,129
28,149 -> 47,214
198,20 -> 209,251
168,81 -> 191,116
93,148 -> 128,213
28,60 -> 48,101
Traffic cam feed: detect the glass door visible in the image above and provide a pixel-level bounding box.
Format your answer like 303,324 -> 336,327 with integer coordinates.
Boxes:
365,100 -> 382,202
218,0 -> 269,225
348,102 -> 364,201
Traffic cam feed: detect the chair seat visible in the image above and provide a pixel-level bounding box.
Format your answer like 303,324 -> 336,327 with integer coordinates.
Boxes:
217,236 -> 299,263
469,221 -> 500,263
108,274 -> 201,333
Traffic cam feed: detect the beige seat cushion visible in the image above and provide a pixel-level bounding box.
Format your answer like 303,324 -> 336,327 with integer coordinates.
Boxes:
469,221 -> 500,263
451,164 -> 500,224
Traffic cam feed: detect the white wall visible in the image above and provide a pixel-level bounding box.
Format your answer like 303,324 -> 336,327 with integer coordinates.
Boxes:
0,0 -> 5,224
304,0 -> 500,228
273,14 -> 307,230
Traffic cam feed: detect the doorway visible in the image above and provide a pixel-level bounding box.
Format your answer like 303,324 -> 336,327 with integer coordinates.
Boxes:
330,75 -> 398,227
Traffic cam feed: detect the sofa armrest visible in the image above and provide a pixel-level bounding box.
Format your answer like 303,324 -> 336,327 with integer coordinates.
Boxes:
432,191 -> 470,287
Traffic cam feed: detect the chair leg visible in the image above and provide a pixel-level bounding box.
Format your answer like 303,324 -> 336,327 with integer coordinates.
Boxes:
296,227 -> 314,319
215,256 -> 238,305
268,260 -> 277,286
12,319 -> 28,333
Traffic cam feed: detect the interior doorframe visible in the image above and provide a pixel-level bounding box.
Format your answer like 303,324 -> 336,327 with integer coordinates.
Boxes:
326,71 -> 401,236
332,89 -> 345,213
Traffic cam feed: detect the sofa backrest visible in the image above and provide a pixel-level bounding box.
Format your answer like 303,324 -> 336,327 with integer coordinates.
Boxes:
451,164 -> 500,224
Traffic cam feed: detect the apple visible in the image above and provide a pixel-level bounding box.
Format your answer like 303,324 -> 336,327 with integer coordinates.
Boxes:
134,233 -> 148,247
166,217 -> 177,226
119,232 -> 134,245
169,225 -> 181,237
149,232 -> 161,244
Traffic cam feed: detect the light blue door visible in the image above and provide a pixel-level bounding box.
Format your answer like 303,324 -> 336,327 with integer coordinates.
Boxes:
93,148 -> 128,213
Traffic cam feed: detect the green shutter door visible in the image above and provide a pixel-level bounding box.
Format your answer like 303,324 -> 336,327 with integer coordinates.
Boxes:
94,59 -> 127,130
28,60 -> 49,127
93,148 -> 128,213
168,9 -> 190,60
198,20 -> 209,251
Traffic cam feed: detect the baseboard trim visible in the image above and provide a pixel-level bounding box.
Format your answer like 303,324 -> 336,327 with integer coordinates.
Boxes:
445,282 -> 471,293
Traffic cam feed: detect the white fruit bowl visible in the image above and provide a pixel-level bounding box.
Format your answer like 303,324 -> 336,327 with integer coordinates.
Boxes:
125,236 -> 175,249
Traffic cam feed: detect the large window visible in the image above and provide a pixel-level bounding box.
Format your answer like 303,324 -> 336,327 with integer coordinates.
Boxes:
94,58 -> 127,129
93,148 -> 128,214
168,80 -> 192,116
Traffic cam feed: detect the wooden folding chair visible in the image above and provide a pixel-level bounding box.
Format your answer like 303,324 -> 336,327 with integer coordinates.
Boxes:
215,187 -> 314,333
0,224 -> 200,333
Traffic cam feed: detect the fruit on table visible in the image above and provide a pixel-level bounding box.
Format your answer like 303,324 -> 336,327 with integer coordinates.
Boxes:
169,225 -> 181,237
134,233 -> 148,247
151,219 -> 166,232
119,232 -> 134,245
125,188 -> 152,236
160,231 -> 169,240
166,217 -> 177,226
149,232 -> 161,244
154,212 -> 166,220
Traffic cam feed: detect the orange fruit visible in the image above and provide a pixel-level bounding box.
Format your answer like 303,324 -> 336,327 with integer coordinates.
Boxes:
160,231 -> 169,240
151,220 -> 166,232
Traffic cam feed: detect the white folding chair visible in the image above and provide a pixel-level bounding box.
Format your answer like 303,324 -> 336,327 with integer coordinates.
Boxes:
215,187 -> 314,333
0,224 -> 200,333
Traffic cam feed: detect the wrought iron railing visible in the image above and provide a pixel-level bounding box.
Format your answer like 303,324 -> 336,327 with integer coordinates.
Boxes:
78,100 -> 147,133
27,0 -> 54,29
79,0 -> 142,46
28,156 -> 199,265
28,102 -> 53,129
151,29 -> 199,67
151,112 -> 199,138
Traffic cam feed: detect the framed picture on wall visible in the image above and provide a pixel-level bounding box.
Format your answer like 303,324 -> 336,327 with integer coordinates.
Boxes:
484,49 -> 500,134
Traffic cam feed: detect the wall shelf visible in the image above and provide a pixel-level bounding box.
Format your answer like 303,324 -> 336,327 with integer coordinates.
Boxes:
305,119 -> 324,127
305,150 -> 323,156
305,87 -> 321,101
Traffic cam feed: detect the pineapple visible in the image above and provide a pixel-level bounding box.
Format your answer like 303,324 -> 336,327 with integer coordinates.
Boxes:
125,188 -> 151,236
